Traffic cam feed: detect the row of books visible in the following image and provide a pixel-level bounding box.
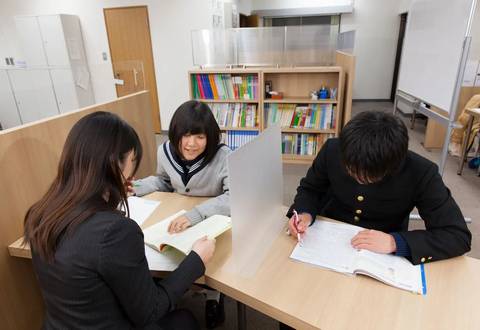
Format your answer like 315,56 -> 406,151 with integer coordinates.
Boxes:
265,104 -> 336,130
192,74 -> 258,100
282,133 -> 334,156
221,131 -> 259,151
209,103 -> 258,128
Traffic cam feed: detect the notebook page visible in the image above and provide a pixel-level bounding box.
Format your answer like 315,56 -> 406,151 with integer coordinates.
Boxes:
357,250 -> 423,293
143,210 -> 187,251
290,221 -> 362,274
126,196 -> 161,226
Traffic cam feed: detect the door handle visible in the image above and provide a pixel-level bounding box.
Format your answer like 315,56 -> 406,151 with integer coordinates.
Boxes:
133,68 -> 138,87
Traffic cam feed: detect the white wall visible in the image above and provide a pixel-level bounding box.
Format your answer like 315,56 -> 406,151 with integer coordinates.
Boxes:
397,0 -> 413,14
248,0 -> 402,100
253,0 -> 353,10
0,0 -> 213,129
341,0 -> 403,99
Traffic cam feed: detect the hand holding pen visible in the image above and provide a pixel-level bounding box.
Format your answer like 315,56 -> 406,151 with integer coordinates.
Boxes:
288,210 -> 313,243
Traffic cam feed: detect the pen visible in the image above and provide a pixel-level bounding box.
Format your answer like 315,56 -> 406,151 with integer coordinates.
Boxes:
293,210 -> 302,244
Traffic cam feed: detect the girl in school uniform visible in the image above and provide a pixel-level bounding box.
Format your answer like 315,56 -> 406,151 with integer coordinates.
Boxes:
24,112 -> 215,330
133,100 -> 230,328
134,100 -> 230,233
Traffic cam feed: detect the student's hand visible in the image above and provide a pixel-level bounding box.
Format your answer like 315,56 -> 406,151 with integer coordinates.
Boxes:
125,177 -> 136,197
288,213 -> 313,238
192,236 -> 216,264
351,229 -> 397,254
168,216 -> 192,234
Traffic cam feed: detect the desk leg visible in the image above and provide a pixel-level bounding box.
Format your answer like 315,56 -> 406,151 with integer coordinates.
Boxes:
237,301 -> 247,330
458,115 -> 474,175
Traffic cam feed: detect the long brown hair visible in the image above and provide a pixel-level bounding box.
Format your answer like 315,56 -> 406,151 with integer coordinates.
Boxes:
24,111 -> 143,262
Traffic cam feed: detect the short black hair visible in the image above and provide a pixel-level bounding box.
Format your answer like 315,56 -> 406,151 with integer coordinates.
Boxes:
339,111 -> 408,183
168,100 -> 220,164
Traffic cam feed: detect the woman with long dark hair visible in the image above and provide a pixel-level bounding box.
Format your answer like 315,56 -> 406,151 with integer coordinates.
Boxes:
24,111 -> 214,329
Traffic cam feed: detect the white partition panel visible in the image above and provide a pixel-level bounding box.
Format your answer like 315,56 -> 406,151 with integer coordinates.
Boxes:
227,125 -> 286,277
397,0 -> 474,112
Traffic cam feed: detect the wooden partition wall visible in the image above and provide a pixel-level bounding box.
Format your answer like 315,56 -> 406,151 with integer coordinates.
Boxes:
336,51 -> 355,127
0,91 -> 157,330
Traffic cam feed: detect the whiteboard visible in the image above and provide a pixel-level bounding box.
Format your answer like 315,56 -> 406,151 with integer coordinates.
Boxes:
397,0 -> 474,112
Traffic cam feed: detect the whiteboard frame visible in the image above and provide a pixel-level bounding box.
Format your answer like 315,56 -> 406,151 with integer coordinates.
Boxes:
394,0 -> 477,175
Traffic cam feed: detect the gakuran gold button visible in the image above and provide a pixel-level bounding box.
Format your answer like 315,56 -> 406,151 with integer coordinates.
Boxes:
354,216 -> 360,222
357,196 -> 364,202
355,209 -> 362,214
421,257 -> 426,263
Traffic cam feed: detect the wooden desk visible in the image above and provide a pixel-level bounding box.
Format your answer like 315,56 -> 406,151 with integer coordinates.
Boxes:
9,192 -> 480,330
458,107 -> 480,175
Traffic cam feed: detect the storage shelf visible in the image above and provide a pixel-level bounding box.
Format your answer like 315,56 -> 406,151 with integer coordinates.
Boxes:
196,99 -> 259,103
280,128 -> 335,134
220,127 -> 260,131
188,62 -> 354,165
282,154 -> 316,164
264,98 -> 337,104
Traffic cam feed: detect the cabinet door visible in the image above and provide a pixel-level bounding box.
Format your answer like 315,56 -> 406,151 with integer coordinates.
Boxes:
9,69 -> 59,123
0,70 -> 22,128
49,68 -> 78,113
38,15 -> 70,67
14,16 -> 48,66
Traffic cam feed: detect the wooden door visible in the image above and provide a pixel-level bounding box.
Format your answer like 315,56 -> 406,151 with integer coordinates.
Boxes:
104,6 -> 161,132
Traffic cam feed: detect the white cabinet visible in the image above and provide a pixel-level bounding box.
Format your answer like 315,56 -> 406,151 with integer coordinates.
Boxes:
49,68 -> 78,113
38,15 -> 71,67
7,14 -> 95,125
14,16 -> 47,67
0,70 -> 22,129
8,69 -> 59,123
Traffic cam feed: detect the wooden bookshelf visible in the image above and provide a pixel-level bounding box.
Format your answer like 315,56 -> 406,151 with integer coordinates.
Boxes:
264,98 -> 338,104
219,127 -> 260,131
282,154 -> 316,164
188,53 -> 355,164
195,99 -> 259,103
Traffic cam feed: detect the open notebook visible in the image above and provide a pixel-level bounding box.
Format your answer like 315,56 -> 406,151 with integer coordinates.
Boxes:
143,210 -> 232,255
290,221 -> 426,295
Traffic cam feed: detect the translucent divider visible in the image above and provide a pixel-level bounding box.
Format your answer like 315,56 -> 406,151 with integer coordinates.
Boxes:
236,27 -> 285,66
284,25 -> 338,66
191,29 -> 236,66
192,25 -> 352,67
226,124 -> 286,277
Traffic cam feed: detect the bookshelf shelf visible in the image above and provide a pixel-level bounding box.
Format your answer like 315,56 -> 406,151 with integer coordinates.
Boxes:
280,128 -> 336,134
220,127 -> 260,131
282,154 -> 316,164
264,98 -> 337,104
196,99 -> 259,103
188,53 -> 355,162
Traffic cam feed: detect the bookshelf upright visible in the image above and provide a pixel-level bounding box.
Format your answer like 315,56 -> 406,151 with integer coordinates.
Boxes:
188,66 -> 347,164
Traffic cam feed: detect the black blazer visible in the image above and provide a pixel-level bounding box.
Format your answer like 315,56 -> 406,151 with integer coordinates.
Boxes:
288,138 -> 471,265
32,211 -> 205,329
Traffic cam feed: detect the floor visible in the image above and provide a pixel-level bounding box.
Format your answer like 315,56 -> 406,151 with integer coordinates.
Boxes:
156,101 -> 480,329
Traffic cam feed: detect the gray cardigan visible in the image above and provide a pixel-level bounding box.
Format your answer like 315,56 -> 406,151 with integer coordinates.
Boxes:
134,141 -> 230,225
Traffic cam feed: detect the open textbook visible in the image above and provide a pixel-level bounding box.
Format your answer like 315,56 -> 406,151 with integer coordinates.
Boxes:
290,221 -> 426,295
143,210 -> 232,255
